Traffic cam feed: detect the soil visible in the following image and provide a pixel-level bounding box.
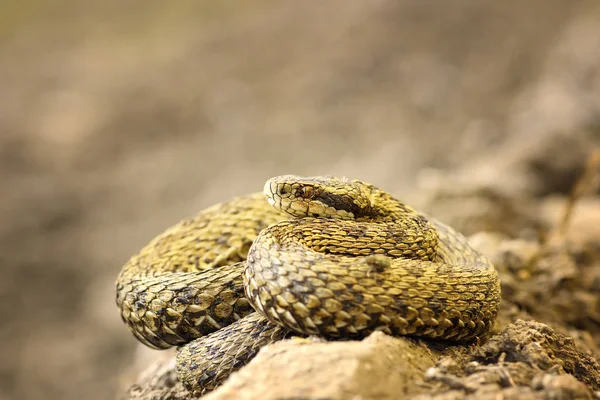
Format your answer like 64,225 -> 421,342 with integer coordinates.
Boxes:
2,1 -> 600,400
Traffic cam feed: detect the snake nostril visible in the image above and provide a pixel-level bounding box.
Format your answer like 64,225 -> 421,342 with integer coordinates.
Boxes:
279,186 -> 292,198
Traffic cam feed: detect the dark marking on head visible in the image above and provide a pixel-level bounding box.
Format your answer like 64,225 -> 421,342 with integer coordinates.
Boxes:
294,185 -> 315,199
315,192 -> 369,216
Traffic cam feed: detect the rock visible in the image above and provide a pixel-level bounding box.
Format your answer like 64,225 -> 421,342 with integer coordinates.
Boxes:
472,320 -> 600,391
467,229 -> 600,353
204,332 -> 438,400
421,320 -> 599,399
121,320 -> 600,400
532,374 -> 594,400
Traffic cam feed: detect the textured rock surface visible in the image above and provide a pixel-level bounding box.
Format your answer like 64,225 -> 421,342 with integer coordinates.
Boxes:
420,320 -> 600,399
202,333 -> 437,400
125,320 -> 600,400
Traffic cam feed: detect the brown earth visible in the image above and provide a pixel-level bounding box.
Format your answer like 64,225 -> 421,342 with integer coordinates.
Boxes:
2,1 -> 600,400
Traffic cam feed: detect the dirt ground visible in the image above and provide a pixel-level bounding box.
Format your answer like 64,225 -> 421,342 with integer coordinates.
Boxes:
2,1 -> 600,399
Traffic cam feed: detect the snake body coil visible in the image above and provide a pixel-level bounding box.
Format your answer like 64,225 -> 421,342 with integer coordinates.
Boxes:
116,175 -> 501,395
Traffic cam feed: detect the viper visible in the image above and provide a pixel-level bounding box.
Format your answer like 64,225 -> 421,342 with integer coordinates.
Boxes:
116,175 -> 501,395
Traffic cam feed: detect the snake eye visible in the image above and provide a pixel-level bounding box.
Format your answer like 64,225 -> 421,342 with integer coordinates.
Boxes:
296,186 -> 314,198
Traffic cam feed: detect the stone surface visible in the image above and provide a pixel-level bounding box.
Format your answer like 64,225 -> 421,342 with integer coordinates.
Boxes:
204,333 -> 437,400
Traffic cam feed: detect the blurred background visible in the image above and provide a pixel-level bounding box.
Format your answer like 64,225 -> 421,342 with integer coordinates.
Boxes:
2,1 -> 599,399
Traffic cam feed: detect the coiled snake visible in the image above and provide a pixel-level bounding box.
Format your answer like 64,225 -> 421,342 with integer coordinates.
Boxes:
116,175 -> 501,396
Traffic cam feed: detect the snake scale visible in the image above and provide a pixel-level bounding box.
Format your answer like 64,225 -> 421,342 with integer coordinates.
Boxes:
116,175 -> 501,396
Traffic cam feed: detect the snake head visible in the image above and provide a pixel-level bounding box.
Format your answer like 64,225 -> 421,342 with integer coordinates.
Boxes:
264,175 -> 374,219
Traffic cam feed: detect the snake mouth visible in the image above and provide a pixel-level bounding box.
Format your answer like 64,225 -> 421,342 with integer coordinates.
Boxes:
264,180 -> 278,207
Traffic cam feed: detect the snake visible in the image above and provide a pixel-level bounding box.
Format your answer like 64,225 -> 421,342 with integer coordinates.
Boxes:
116,175 -> 501,396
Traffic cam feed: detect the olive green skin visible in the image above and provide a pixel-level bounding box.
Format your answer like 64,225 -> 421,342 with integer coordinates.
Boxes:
116,176 -> 501,395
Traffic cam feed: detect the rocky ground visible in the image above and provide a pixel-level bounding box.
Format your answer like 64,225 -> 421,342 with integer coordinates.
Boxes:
2,1 -> 600,400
